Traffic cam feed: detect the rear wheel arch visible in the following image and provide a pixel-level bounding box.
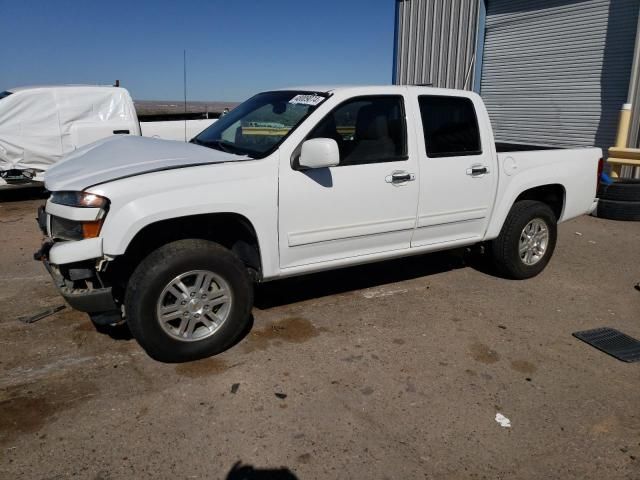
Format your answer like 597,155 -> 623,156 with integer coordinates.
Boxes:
512,184 -> 566,220
487,183 -> 566,241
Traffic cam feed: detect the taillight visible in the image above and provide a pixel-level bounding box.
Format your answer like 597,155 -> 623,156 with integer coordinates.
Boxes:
597,157 -> 603,191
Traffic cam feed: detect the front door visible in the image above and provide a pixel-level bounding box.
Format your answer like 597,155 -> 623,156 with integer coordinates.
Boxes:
278,94 -> 419,269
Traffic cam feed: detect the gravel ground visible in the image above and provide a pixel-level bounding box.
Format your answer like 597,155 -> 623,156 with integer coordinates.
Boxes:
0,189 -> 639,479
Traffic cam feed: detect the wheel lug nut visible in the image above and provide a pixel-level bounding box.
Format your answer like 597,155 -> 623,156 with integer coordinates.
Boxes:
204,305 -> 209,310
183,312 -> 188,317
195,313 -> 200,318
181,300 -> 186,305
201,294 -> 207,299
190,292 -> 195,298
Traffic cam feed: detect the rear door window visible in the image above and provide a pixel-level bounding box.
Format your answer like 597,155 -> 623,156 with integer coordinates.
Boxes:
418,96 -> 481,157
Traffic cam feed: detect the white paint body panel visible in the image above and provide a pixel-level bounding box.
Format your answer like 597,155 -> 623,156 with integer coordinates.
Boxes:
140,119 -> 216,142
409,90 -> 498,247
49,238 -> 103,264
45,135 -> 251,192
485,148 -> 601,239
41,85 -> 601,278
278,86 -> 420,269
87,156 -> 280,277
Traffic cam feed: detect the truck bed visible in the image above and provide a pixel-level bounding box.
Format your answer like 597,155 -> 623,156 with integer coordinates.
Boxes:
495,142 -> 560,153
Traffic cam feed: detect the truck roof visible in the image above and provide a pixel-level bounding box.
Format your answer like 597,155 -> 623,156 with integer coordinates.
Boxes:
278,84 -> 476,97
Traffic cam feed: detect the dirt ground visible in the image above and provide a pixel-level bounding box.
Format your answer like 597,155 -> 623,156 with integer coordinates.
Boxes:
0,188 -> 639,479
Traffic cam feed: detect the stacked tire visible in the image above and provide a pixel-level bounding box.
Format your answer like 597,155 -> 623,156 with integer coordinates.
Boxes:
597,179 -> 640,221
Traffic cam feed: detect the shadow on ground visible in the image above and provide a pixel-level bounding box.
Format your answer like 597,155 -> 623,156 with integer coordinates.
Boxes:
226,462 -> 299,480
88,245 -> 501,353
255,248 -> 495,310
0,186 -> 48,202
93,321 -> 134,341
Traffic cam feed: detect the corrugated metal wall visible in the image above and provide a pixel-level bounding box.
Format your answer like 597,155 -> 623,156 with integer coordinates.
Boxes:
394,0 -> 480,89
481,0 -> 639,150
625,15 -> 640,177
627,14 -> 640,149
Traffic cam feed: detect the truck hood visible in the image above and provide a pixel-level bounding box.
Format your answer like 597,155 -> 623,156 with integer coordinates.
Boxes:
44,136 -> 250,191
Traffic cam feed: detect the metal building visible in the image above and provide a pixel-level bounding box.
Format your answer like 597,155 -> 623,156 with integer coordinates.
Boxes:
394,0 -> 640,153
394,0 -> 481,90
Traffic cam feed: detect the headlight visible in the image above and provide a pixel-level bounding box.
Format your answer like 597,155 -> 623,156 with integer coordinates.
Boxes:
49,191 -> 109,240
50,216 -> 105,240
50,191 -> 109,208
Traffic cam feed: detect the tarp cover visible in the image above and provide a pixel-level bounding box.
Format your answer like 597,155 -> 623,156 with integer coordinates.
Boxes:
0,86 -> 136,173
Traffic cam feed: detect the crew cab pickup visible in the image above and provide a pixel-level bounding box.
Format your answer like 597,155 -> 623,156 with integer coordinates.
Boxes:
0,85 -> 216,187
36,85 -> 601,362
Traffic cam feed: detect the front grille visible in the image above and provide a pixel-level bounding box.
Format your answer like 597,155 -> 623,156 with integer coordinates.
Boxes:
50,216 -> 83,241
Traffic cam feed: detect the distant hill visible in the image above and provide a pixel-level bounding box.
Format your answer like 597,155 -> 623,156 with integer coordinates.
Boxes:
134,100 -> 240,119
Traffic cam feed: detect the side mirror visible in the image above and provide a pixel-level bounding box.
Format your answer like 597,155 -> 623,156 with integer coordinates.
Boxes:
299,138 -> 339,169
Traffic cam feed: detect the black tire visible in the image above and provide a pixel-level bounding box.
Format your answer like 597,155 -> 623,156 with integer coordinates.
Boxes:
490,200 -> 557,280
598,180 -> 640,202
125,239 -> 253,362
596,198 -> 640,221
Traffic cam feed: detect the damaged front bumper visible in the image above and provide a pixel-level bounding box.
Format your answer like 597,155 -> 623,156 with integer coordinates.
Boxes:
35,241 -> 119,316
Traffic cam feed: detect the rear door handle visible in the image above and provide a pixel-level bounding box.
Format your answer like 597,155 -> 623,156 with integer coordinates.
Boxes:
466,165 -> 489,177
385,170 -> 416,184
113,129 -> 130,135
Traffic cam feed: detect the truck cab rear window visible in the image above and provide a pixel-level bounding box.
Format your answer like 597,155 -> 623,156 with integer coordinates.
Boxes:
418,96 -> 481,157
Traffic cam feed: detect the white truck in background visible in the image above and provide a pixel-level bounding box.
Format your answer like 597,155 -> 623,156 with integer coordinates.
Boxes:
36,85 -> 602,362
0,85 -> 216,188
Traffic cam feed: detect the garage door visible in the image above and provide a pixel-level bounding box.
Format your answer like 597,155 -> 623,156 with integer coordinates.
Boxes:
480,0 -> 639,149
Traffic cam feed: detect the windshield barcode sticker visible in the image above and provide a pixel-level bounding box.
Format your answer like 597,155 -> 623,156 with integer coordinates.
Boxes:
289,94 -> 324,106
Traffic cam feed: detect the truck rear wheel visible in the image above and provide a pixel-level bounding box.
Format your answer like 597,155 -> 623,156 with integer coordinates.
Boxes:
490,200 -> 557,279
125,239 -> 253,362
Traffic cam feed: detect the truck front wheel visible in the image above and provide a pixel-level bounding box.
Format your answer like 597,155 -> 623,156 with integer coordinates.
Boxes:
125,239 -> 253,362
490,200 -> 557,279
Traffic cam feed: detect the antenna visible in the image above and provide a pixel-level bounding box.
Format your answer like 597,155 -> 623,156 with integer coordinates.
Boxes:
183,49 -> 187,142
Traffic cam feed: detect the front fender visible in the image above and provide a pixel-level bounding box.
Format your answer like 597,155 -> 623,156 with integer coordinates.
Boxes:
88,158 -> 279,277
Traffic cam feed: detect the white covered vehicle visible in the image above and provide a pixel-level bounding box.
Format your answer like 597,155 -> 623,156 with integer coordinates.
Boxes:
36,85 -> 602,362
0,85 -> 215,187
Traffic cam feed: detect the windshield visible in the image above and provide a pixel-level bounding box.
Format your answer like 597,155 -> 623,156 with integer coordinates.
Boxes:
0,91 -> 12,101
192,90 -> 328,158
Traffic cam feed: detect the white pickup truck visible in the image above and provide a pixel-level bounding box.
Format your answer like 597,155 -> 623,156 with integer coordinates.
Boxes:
0,85 -> 216,187
35,85 -> 602,362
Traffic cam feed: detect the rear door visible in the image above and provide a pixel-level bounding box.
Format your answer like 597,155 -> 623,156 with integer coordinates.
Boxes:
278,92 -> 420,269
411,93 -> 497,247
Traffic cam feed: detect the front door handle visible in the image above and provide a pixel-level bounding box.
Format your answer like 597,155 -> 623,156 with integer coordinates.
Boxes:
466,165 -> 489,177
385,170 -> 416,184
